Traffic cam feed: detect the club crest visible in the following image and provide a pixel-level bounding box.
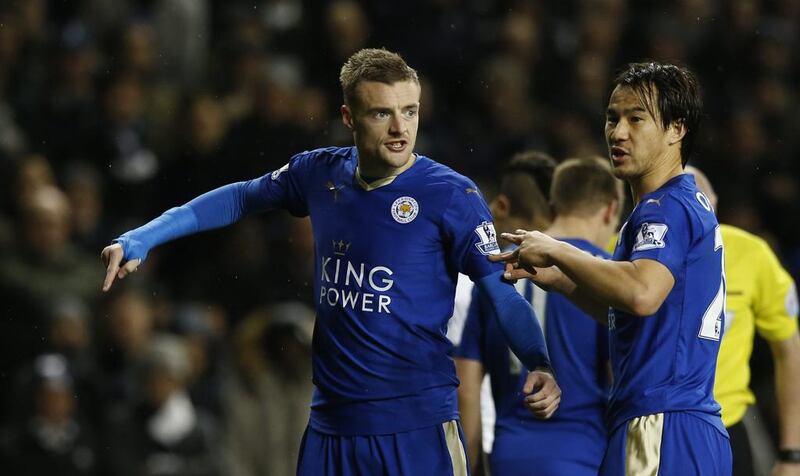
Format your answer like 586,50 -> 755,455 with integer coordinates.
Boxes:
391,196 -> 419,224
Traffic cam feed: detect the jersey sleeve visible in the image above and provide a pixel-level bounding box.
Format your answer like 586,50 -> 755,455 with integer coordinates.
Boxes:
453,286 -> 486,362
626,197 -> 691,280
753,240 -> 799,342
248,150 -> 313,217
441,184 -> 504,281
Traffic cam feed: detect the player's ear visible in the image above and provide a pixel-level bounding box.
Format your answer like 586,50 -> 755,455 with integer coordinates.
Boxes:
604,199 -> 620,224
667,119 -> 687,146
490,194 -> 511,219
341,105 -> 354,130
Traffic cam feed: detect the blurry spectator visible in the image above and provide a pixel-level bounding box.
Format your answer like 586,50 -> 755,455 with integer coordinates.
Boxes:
117,20 -> 181,151
304,0 -> 370,104
285,217 -> 315,302
1,0 -> 48,134
468,56 -> 546,168
98,287 -> 156,403
151,0 -> 210,87
222,302 -> 314,476
226,74 -> 306,179
0,184 -> 97,306
105,334 -> 219,476
40,20 -> 100,165
47,297 -> 97,382
325,0 -> 370,65
98,72 -> 161,220
11,153 -> 56,208
294,86 -> 331,145
206,216 -> 273,315
7,353 -> 100,476
577,0 -> 624,58
217,40 -> 262,122
172,302 -> 228,416
163,92 -> 233,204
499,5 -> 542,69
63,162 -> 106,251
412,78 -> 462,172
0,92 -> 27,162
84,0 -> 208,87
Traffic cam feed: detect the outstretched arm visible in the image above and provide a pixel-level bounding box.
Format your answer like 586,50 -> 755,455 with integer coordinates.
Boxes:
102,179 -> 270,291
492,230 -> 674,318
498,263 -> 611,325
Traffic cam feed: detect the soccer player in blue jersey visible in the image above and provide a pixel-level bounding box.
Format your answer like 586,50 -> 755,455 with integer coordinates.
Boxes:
100,48 -> 559,475
493,62 -> 733,475
450,151 -> 556,474
456,157 -> 623,476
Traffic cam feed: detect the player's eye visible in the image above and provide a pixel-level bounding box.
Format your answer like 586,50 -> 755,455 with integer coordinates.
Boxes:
630,116 -> 643,123
404,109 -> 418,118
374,111 -> 390,119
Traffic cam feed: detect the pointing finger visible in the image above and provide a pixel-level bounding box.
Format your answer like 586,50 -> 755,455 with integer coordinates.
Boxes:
102,249 -> 122,292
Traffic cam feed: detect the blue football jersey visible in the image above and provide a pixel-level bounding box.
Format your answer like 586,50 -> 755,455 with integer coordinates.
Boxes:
608,174 -> 726,432
455,239 -> 609,465
256,146 -> 503,435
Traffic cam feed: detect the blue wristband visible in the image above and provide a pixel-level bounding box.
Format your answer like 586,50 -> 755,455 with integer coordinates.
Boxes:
114,205 -> 198,262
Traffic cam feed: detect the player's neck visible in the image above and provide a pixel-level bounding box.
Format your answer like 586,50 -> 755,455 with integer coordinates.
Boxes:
357,154 -> 416,179
546,215 -> 607,248
629,158 -> 684,203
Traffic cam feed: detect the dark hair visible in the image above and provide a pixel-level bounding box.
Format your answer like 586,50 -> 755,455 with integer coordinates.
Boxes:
499,151 -> 556,221
612,62 -> 702,165
551,157 -> 623,217
339,48 -> 419,108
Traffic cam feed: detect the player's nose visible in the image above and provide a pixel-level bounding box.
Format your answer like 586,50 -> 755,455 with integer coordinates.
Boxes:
608,120 -> 629,142
388,113 -> 405,134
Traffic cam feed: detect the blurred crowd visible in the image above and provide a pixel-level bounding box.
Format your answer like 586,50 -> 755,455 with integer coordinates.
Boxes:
0,0 -> 797,475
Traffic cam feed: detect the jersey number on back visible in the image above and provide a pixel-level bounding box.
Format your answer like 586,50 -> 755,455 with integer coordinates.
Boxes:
698,226 -> 726,341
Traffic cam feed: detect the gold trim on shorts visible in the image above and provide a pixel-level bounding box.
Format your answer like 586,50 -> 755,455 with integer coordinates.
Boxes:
626,413 -> 665,476
443,420 -> 468,476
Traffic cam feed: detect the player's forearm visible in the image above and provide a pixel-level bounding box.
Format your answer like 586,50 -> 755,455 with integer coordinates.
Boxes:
772,332 -> 800,448
566,286 -> 611,325
455,359 -> 484,472
550,241 -> 662,317
477,271 -> 551,371
115,180 -> 266,262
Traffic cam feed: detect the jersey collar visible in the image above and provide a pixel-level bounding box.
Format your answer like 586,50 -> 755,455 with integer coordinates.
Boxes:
354,154 -> 419,191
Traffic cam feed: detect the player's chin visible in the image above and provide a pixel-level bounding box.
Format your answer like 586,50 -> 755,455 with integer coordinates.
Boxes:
380,149 -> 413,167
610,162 -> 634,179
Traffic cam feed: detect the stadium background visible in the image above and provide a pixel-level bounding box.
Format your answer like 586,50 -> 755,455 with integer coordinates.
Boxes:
0,0 -> 797,474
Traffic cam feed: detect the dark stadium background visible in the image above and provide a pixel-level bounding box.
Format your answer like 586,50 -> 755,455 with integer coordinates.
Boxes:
0,1 -> 796,475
